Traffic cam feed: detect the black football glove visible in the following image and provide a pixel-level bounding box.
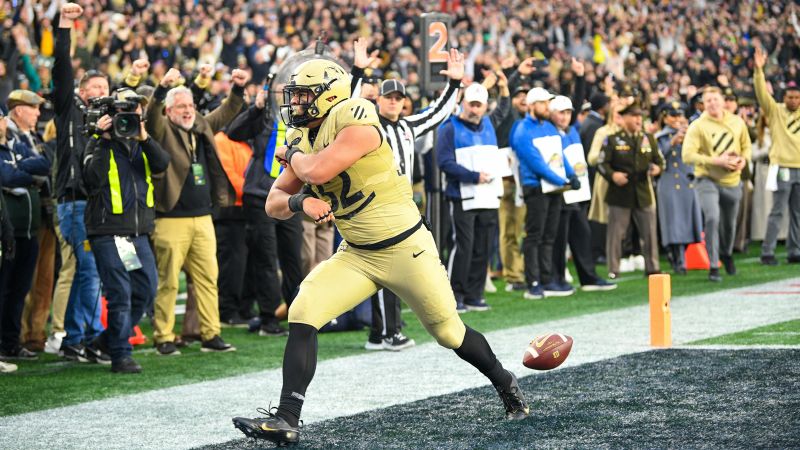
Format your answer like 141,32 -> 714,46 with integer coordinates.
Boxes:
569,175 -> 581,191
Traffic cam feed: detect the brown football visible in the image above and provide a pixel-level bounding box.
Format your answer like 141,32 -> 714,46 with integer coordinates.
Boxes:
522,333 -> 573,370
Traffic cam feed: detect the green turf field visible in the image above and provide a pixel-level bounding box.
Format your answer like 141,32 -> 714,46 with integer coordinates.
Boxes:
1,245 -> 797,417
691,319 -> 800,346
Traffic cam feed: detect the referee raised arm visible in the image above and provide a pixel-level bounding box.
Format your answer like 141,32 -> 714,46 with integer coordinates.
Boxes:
351,37 -> 464,351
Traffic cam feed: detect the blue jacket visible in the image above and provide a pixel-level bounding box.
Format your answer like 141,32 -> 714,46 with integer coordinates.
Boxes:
436,116 -> 496,199
560,124 -> 583,150
510,115 -> 574,188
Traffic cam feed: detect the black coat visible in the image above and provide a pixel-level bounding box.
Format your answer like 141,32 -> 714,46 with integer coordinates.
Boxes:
83,136 -> 170,237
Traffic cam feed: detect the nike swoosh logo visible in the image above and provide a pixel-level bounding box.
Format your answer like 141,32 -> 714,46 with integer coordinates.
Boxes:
412,250 -> 425,258
534,335 -> 551,348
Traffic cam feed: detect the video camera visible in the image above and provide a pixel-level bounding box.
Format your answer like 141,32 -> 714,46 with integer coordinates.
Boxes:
83,95 -> 145,139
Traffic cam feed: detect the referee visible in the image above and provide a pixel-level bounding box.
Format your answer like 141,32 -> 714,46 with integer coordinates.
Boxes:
352,39 -> 463,350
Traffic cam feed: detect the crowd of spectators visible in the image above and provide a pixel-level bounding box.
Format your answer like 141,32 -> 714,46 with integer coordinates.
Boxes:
3,1 -> 800,120
0,0 -> 798,374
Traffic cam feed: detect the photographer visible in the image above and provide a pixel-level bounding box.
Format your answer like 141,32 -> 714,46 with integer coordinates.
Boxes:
53,3 -> 148,363
82,89 -> 170,373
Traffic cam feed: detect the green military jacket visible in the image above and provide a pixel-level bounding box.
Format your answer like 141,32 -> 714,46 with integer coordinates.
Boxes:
597,130 -> 665,208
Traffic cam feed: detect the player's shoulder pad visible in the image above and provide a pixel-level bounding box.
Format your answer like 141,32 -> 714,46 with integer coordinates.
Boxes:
331,97 -> 380,130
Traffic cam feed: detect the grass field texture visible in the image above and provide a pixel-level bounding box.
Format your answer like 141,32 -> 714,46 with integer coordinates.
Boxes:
1,245 -> 797,417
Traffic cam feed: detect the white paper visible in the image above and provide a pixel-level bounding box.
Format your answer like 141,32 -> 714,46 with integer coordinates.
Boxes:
507,147 -> 525,207
531,135 -> 568,193
455,145 -> 506,210
562,142 -> 592,204
766,164 -> 779,192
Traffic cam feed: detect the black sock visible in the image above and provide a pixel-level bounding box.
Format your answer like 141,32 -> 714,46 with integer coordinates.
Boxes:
454,326 -> 512,389
277,323 -> 318,427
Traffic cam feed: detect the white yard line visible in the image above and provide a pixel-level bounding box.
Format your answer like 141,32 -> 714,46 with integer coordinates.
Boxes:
1,278 -> 798,450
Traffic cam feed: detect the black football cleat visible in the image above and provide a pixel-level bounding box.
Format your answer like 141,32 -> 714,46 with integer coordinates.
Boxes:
233,407 -> 300,446
495,371 -> 530,421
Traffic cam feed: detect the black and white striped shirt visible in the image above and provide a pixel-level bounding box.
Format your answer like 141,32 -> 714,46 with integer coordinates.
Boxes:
377,79 -> 461,183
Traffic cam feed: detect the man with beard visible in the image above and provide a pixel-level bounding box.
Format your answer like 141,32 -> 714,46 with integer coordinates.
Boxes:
145,67 -> 247,355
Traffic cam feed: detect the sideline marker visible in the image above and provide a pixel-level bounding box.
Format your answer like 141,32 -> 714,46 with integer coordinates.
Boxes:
648,274 -> 672,347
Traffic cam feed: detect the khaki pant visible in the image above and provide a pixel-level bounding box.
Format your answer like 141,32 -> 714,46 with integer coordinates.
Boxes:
606,205 -> 660,275
20,226 -> 57,345
152,216 -> 220,343
498,177 -> 525,283
49,223 -> 75,334
301,220 -> 335,277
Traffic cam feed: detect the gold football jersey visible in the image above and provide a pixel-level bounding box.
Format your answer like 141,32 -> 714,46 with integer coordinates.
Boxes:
287,98 -> 420,245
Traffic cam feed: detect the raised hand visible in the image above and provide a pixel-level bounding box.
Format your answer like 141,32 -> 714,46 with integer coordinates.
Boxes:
754,46 -> 767,69
570,57 -> 585,77
59,2 -> 83,28
198,63 -> 214,79
481,69 -> 498,90
353,37 -> 380,70
231,69 -> 250,87
517,57 -> 536,76
255,89 -> 266,110
439,48 -> 465,81
131,59 -> 151,77
160,68 -> 182,88
496,70 -> 509,89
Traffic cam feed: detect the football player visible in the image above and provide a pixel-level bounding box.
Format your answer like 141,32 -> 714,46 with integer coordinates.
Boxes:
232,54 -> 529,445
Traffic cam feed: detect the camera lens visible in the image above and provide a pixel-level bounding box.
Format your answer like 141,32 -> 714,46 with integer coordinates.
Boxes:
113,113 -> 141,139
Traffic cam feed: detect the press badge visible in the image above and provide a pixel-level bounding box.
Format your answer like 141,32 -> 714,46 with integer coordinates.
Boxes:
192,163 -> 206,186
114,236 -> 142,271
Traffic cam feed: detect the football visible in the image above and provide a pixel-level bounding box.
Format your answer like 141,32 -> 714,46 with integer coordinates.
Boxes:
522,333 -> 573,370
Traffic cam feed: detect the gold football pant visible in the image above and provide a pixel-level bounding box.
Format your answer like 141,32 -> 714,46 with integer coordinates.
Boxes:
289,227 -> 466,349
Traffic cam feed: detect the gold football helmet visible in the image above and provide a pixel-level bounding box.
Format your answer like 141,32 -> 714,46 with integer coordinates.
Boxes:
281,59 -> 350,127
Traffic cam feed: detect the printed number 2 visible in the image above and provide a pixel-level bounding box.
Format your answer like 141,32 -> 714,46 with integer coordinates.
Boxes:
316,172 -> 365,213
428,21 -> 448,63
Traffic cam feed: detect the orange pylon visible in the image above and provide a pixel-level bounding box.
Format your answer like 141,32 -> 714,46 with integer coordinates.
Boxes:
100,297 -> 148,346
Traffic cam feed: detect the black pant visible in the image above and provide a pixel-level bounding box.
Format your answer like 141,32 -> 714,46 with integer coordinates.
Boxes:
590,220 -> 606,261
275,213 -> 303,304
522,187 -> 563,286
369,288 -> 402,340
215,217 -> 250,320
447,200 -> 497,302
0,237 -> 38,351
242,199 -> 304,324
553,202 -> 602,285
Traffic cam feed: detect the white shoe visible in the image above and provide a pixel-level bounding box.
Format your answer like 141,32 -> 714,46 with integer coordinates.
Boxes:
633,255 -> 646,271
484,273 -> 497,293
619,257 -> 634,273
45,332 -> 66,355
364,339 -> 385,351
383,333 -> 416,351
565,268 -> 574,284
0,361 -> 18,373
